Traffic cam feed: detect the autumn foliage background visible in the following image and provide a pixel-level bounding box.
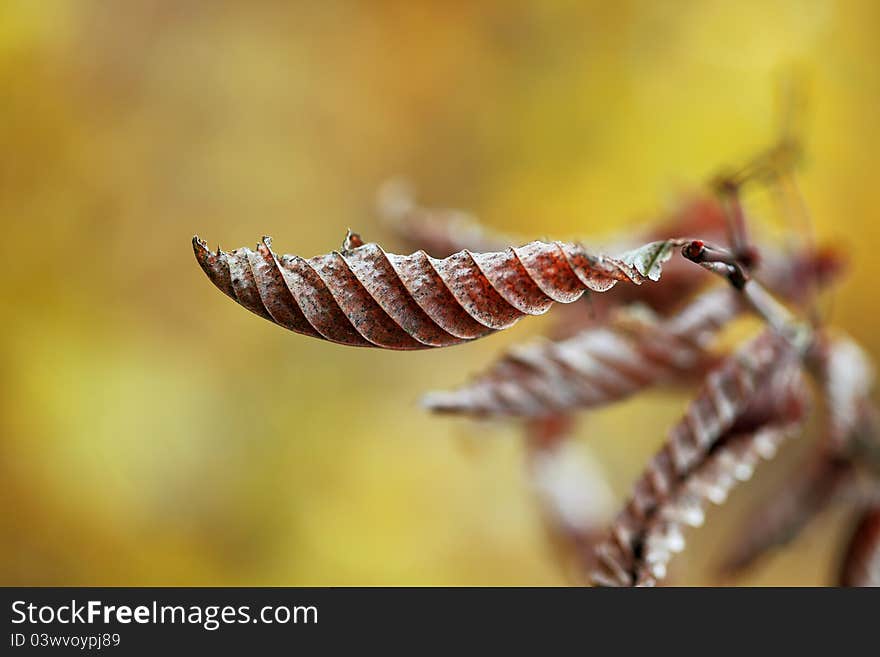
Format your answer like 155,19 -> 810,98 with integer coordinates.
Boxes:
2,1 -> 879,585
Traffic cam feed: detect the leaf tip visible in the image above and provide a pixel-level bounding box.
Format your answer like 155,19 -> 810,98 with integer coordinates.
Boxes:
342,229 -> 365,252
619,239 -> 675,281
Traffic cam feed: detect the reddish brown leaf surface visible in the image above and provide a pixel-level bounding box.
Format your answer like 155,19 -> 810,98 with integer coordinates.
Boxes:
591,329 -> 800,586
713,325 -> 879,578
718,332 -> 878,578
839,506 -> 880,587
635,381 -> 807,586
384,190 -> 732,334
193,234 -> 679,350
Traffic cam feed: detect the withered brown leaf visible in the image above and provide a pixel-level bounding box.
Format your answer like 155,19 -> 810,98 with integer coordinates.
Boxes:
591,329 -> 800,586
193,234 -> 679,350
636,367 -> 808,586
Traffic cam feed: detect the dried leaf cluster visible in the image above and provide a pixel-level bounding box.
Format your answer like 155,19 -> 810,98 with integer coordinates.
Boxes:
194,139 -> 878,586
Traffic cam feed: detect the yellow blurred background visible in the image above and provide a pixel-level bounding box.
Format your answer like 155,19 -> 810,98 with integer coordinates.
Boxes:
2,0 -> 878,585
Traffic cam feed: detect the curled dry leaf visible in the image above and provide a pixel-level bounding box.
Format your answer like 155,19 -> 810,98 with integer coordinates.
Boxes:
638,424 -> 804,585
839,506 -> 880,587
636,369 -> 808,586
193,233 -> 679,350
720,333 -> 878,578
423,287 -> 739,417
591,329 -> 798,586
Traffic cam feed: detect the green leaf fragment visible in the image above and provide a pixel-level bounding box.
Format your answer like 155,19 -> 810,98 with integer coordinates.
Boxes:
617,240 -> 675,281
